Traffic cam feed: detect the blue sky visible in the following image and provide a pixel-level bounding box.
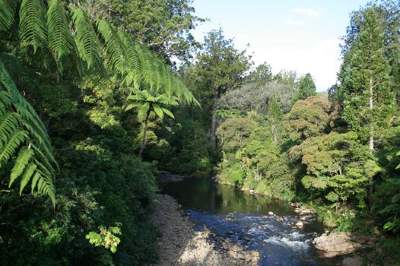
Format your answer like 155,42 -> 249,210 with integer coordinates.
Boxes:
192,0 -> 371,91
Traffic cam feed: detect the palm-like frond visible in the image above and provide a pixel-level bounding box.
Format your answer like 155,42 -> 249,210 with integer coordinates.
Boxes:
47,0 -> 75,69
19,0 -> 47,52
0,61 -> 56,206
126,90 -> 178,122
96,21 -> 198,106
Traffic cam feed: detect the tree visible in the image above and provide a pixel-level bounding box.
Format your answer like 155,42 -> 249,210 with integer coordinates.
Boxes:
187,29 -> 251,149
285,96 -> 332,144
295,73 -> 317,101
247,62 -> 273,86
218,79 -> 298,114
267,96 -> 283,143
338,7 -> 394,151
76,0 -> 203,62
381,1 -> 400,104
289,132 -> 380,209
273,70 -> 297,87
125,90 -> 178,157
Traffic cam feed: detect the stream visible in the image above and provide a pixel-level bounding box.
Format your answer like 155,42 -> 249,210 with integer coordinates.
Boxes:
162,178 -> 333,266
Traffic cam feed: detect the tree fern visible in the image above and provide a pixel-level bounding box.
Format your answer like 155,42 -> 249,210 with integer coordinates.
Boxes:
47,0 -> 75,69
0,61 -> 56,205
19,0 -> 47,52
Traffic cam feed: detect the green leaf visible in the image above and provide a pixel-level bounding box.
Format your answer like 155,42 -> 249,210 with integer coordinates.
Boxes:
162,108 -> 174,119
19,163 -> 37,194
153,104 -> 164,119
9,147 -> 34,187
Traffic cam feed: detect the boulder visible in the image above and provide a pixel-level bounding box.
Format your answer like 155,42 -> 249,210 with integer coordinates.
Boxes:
295,221 -> 304,229
313,232 -> 374,258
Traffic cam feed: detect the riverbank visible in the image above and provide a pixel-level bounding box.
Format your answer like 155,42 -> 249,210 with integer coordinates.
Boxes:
151,194 -> 259,265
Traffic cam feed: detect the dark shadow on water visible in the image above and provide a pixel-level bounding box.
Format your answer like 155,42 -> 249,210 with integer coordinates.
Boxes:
161,178 -> 295,216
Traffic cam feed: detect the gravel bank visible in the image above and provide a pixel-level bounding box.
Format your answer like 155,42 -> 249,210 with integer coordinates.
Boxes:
151,194 -> 259,266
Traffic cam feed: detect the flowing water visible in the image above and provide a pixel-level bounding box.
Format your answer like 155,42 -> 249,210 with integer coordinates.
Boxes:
162,178 -> 332,266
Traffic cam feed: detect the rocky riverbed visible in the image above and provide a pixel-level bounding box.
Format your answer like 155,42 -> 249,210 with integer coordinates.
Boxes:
151,194 -> 259,265
156,176 -> 384,266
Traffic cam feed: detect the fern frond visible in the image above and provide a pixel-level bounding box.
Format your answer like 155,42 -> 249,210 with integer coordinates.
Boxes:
0,60 -> 57,205
47,0 -> 75,69
72,7 -> 102,71
0,0 -> 17,31
19,0 -> 47,52
0,90 -> 12,114
9,147 -> 34,187
97,19 -> 128,74
32,144 -> 56,175
0,130 -> 28,168
19,162 -> 37,194
117,31 -> 142,86
30,169 -> 56,207
0,112 -> 20,141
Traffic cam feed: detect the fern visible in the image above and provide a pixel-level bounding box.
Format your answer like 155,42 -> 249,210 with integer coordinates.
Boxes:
72,7 -> 102,71
0,0 -> 17,31
97,19 -> 128,74
9,147 -> 34,186
0,60 -> 57,206
0,112 -> 20,141
18,162 -> 37,194
0,130 -> 28,167
47,0 -> 75,69
117,31 -> 142,87
19,0 -> 47,52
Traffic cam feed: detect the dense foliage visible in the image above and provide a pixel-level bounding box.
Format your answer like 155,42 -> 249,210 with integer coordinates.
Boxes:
2,0 -> 400,265
0,0 -> 198,265
179,2 -> 400,262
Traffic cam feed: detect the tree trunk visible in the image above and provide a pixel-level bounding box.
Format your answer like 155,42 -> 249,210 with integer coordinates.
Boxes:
210,103 -> 218,150
210,90 -> 220,151
369,78 -> 374,151
368,78 -> 374,209
138,109 -> 151,158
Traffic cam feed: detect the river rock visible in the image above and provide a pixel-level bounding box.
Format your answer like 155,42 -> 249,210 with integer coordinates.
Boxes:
294,206 -> 315,216
313,232 -> 374,258
152,194 -> 260,265
295,221 -> 304,229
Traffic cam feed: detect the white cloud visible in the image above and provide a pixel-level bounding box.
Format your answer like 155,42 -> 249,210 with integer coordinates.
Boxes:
290,8 -> 321,18
243,33 -> 341,91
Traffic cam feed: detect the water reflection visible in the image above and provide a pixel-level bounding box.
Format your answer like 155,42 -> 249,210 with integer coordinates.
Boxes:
162,178 -> 294,216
